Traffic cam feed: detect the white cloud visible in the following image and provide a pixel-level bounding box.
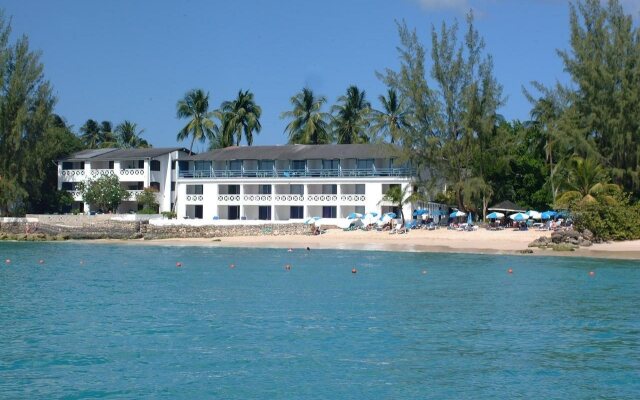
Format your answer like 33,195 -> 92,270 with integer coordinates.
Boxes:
414,0 -> 472,13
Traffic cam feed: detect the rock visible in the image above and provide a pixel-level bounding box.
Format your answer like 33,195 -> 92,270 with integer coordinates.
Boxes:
552,243 -> 577,251
582,229 -> 594,241
579,239 -> 592,247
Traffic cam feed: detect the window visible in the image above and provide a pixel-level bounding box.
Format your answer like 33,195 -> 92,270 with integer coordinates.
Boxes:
150,182 -> 160,191
194,161 -> 211,171
170,182 -> 176,191
322,206 -> 337,218
290,206 -> 303,219
322,159 -> 339,170
259,160 -> 274,171
322,184 -> 337,194
355,184 -> 365,194
150,160 -> 161,171
61,182 -> 78,190
228,185 -> 240,195
194,205 -> 203,219
186,185 -> 203,195
172,161 -> 176,170
178,161 -> 188,172
290,184 -> 304,195
139,160 -> 145,169
291,160 -> 306,170
354,206 -> 365,215
62,162 -> 73,170
109,161 -> 115,169
228,205 -> 240,220
229,160 -> 242,171
259,185 -> 272,194
357,159 -> 374,169
259,206 -> 271,220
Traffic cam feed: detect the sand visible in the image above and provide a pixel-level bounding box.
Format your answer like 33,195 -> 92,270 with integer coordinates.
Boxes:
93,228 -> 640,260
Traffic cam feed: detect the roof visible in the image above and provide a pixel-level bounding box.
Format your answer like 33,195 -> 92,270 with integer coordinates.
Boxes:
62,147 -> 191,161
488,200 -> 526,212
186,144 -> 402,161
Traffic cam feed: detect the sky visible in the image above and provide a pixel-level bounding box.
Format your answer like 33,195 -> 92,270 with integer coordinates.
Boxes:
3,0 -> 637,151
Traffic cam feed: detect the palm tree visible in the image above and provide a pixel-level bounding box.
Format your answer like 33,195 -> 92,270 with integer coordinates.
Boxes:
331,85 -> 372,144
98,121 -> 118,148
378,185 -> 423,226
281,88 -> 331,144
556,157 -> 620,207
176,89 -> 218,153
116,121 -> 150,148
370,88 -> 411,143
220,90 -> 262,146
80,119 -> 102,149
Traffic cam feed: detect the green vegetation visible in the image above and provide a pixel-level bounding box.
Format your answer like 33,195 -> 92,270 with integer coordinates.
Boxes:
77,175 -> 129,213
136,187 -> 159,214
0,0 -> 638,243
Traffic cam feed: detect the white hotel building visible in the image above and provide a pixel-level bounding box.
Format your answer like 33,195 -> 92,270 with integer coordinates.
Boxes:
59,144 -> 438,222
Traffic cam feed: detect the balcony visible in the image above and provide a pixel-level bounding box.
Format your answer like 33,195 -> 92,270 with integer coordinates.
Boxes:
119,168 -> 145,176
60,169 -> 85,177
90,169 -> 115,177
178,167 -> 414,179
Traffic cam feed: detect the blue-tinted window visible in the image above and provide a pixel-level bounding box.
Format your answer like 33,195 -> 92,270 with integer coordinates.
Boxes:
290,206 -> 303,219
291,160 -> 306,170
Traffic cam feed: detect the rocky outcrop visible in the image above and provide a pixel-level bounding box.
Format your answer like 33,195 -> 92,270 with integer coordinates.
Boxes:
144,223 -> 308,239
528,229 -> 594,251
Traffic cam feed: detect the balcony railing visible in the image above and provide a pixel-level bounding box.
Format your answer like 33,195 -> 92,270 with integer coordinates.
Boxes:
119,169 -> 145,176
178,167 -> 414,179
61,169 -> 85,177
209,193 -> 364,204
90,169 -> 115,177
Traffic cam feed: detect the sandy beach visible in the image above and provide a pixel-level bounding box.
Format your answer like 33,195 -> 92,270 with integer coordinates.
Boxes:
94,228 -> 640,260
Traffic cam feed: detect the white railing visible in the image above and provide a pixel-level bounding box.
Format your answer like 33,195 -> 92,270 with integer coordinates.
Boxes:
307,194 -> 338,202
128,190 -> 143,199
243,194 -> 273,203
186,194 -> 204,202
90,169 -> 115,177
119,169 -> 145,176
217,194 -> 240,202
61,170 -> 85,177
274,194 -> 304,202
340,194 -> 366,202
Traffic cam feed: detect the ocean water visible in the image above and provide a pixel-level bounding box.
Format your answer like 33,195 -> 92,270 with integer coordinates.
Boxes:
0,242 -> 638,399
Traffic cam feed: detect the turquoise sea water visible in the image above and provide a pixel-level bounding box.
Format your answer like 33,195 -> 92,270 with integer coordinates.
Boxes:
0,242 -> 638,399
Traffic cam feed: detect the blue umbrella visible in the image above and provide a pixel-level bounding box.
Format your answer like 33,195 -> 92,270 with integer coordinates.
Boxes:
509,212 -> 529,222
487,211 -> 504,219
383,212 -> 397,219
543,210 -> 558,217
347,212 -> 363,219
450,210 -> 466,218
541,212 -> 552,220
304,216 -> 320,224
413,209 -> 427,216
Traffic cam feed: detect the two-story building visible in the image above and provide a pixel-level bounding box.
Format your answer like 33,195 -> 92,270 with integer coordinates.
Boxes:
58,147 -> 190,213
175,144 -> 418,222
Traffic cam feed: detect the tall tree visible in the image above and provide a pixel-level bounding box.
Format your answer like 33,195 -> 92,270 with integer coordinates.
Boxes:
176,89 -> 217,153
556,156 -> 621,207
281,88 -> 331,144
331,85 -> 372,144
370,88 -> 411,144
557,0 -> 640,196
220,89 -> 262,146
0,11 -> 69,215
116,120 -> 149,148
379,13 -> 503,215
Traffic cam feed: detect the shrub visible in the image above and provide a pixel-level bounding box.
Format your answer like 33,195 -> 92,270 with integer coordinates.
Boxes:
136,187 -> 159,214
571,193 -> 640,241
161,211 -> 177,219
77,175 -> 129,213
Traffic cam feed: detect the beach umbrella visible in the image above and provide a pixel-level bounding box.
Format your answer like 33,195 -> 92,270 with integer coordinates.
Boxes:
376,213 -> 394,226
304,216 -> 321,225
362,212 -> 378,226
366,211 -> 379,217
541,212 -> 552,220
509,212 -> 529,221
413,209 -> 427,216
486,211 -> 504,219
526,210 -> 542,220
383,212 -> 397,219
449,210 -> 466,218
347,212 -> 363,219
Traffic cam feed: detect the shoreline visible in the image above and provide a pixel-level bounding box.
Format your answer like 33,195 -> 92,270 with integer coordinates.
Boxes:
79,229 -> 640,260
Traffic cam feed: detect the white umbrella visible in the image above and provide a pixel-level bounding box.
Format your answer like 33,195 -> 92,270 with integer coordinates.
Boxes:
376,213 -> 393,226
362,212 -> 378,226
450,210 -> 466,218
526,210 -> 542,220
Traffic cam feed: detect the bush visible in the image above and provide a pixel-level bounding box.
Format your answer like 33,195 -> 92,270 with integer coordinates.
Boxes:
571,194 -> 640,241
77,175 -> 129,213
136,187 -> 159,213
161,211 -> 177,219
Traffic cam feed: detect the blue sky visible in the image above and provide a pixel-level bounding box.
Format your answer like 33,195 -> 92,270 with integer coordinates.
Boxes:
3,0 -> 637,151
